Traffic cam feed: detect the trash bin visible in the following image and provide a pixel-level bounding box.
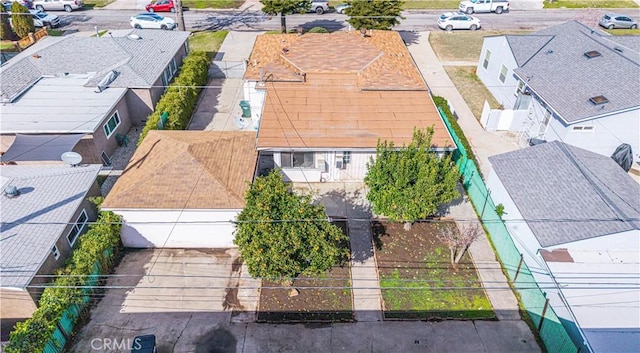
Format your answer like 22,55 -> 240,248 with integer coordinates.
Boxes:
240,100 -> 251,118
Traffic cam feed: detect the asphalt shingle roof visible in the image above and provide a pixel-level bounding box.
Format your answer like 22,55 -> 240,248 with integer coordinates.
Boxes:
0,165 -> 101,289
489,141 -> 640,247
509,21 -> 640,123
0,29 -> 189,102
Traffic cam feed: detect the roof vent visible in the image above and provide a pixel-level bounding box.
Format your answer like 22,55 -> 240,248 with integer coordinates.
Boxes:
96,70 -> 119,93
584,50 -> 601,58
614,47 -> 624,53
589,95 -> 609,105
128,34 -> 141,40
3,185 -> 20,198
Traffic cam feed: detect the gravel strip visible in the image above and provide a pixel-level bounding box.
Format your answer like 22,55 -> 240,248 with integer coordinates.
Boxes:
100,127 -> 142,197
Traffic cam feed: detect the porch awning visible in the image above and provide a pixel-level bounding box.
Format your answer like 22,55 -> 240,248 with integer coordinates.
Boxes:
1,134 -> 86,162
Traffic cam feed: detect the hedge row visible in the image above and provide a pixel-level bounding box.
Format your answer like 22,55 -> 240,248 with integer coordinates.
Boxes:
138,50 -> 210,145
432,95 -> 479,167
5,208 -> 122,353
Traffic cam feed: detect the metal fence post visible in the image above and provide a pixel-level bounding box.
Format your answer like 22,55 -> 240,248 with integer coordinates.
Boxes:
480,189 -> 491,219
538,297 -> 550,332
514,254 -> 524,281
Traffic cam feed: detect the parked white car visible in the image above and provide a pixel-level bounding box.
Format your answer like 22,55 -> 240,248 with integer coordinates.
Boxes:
33,0 -> 83,12
130,13 -> 176,30
437,12 -> 481,31
30,9 -> 59,27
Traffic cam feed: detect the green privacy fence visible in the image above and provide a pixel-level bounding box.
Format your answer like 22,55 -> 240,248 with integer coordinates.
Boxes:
436,104 -> 578,353
42,248 -> 114,353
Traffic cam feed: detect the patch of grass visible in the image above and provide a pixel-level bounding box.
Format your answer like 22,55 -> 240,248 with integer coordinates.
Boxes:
606,28 -> 640,35
47,29 -> 65,36
375,222 -> 495,320
188,30 -> 228,57
1,41 -> 17,51
83,0 -> 116,8
91,30 -> 109,37
182,0 -> 243,9
429,30 -> 531,62
543,0 -> 638,8
402,0 -> 461,9
444,66 -> 501,120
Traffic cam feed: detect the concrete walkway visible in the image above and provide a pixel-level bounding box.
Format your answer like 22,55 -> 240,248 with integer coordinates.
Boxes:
188,31 -> 262,131
402,31 -> 521,177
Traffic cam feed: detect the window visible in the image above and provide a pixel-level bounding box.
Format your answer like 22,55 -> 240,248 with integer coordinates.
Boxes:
281,152 -> 315,168
103,111 -> 120,138
52,245 -> 60,260
67,209 -> 88,246
171,58 -> 177,75
343,151 -> 351,164
572,126 -> 595,132
498,65 -> 508,83
515,80 -> 525,96
483,49 -> 491,69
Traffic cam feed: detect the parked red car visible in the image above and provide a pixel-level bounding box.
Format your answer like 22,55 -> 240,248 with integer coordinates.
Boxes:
145,0 -> 175,13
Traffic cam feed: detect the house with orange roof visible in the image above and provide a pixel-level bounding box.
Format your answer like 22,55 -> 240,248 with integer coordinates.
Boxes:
242,31 -> 455,183
101,130 -> 257,248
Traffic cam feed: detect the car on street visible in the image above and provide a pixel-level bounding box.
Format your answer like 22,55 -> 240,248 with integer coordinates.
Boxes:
33,0 -> 83,12
438,12 -> 481,31
459,0 -> 508,14
599,13 -> 638,29
335,3 -> 350,14
145,0 -> 175,13
309,0 -> 328,14
130,13 -> 176,30
29,8 -> 59,27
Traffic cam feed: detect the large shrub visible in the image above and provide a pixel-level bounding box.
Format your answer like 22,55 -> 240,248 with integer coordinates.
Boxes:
10,2 -> 33,39
0,5 -> 14,40
138,50 -> 210,145
432,95 -> 478,168
5,210 -> 122,353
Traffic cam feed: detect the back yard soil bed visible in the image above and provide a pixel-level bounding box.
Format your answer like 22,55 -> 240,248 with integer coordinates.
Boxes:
257,265 -> 353,322
373,221 -> 495,320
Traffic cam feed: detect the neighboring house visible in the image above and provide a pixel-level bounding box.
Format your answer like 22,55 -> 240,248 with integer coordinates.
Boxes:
0,29 -> 190,165
0,164 -> 101,323
487,141 -> 640,353
242,31 -> 455,183
476,21 -> 640,162
101,131 -> 258,248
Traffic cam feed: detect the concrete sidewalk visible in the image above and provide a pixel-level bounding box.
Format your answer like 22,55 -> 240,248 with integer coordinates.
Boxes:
402,31 -> 521,177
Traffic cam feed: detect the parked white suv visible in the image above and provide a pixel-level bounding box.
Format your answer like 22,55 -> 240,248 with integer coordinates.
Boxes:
459,0 -> 508,14
33,0 -> 83,12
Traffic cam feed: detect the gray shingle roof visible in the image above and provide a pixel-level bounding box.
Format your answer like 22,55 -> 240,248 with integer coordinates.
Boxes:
0,165 -> 101,289
489,141 -> 640,247
0,29 -> 190,102
510,21 -> 640,123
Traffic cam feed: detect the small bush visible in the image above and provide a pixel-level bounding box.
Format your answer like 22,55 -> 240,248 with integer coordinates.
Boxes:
138,50 -> 210,145
307,26 -> 329,33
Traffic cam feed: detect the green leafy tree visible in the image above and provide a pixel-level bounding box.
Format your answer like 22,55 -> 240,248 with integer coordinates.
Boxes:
10,2 -> 34,39
0,5 -> 14,40
345,0 -> 404,30
364,127 -> 460,230
234,170 -> 349,280
260,0 -> 311,33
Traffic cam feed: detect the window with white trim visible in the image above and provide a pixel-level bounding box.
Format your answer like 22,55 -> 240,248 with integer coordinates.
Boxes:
103,111 -> 121,139
498,65 -> 508,83
52,245 -> 60,260
171,58 -> 177,75
343,151 -> 351,164
67,209 -> 88,247
572,125 -> 595,132
281,152 -> 315,168
483,49 -> 491,69
515,80 -> 525,96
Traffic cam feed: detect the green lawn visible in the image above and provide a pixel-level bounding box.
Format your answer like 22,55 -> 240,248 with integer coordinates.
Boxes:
1,41 -> 16,51
329,0 -> 459,9
188,30 -> 228,56
82,0 -> 116,8
429,30 -> 531,62
182,0 -> 243,9
544,0 -> 638,8
445,66 -> 502,120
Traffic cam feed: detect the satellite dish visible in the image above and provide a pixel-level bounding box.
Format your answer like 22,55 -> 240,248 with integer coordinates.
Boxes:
61,151 -> 82,167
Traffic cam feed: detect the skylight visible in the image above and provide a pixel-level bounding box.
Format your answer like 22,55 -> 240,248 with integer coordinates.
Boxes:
584,51 -> 601,59
589,95 -> 609,105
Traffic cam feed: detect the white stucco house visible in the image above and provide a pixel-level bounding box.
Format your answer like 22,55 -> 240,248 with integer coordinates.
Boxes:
242,31 -> 455,183
476,21 -> 640,164
101,131 -> 258,248
486,141 -> 640,353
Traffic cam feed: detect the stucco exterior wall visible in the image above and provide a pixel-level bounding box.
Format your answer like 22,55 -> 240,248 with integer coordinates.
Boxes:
113,209 -> 240,248
476,36 -> 520,109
